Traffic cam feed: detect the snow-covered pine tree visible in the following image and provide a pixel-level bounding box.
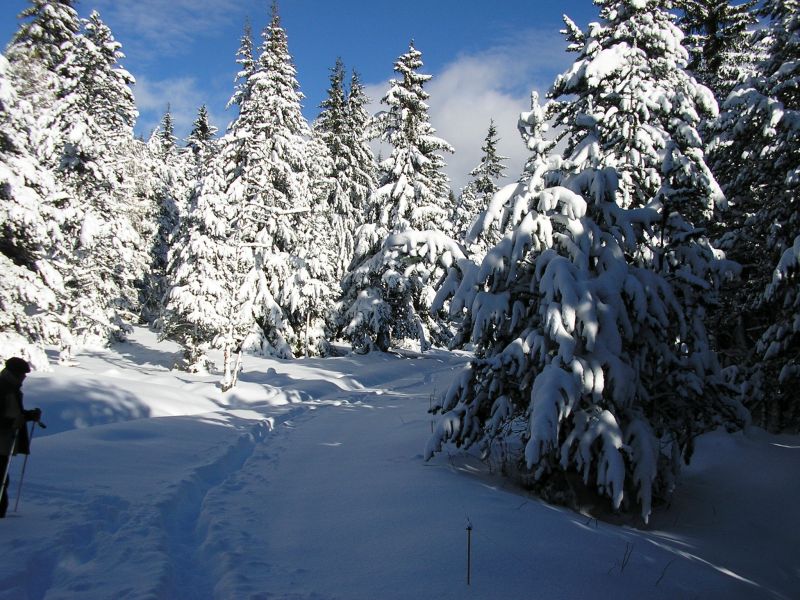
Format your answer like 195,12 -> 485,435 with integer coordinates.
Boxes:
371,42 -> 454,232
165,5 -> 325,383
39,10 -> 144,345
427,0 -> 746,523
676,0 -> 759,100
162,156 -> 238,372
0,53 -> 71,366
149,105 -> 178,159
296,130 -> 338,357
755,235 -> 800,425
233,5 -> 330,363
452,120 -> 508,256
710,0 -> 800,429
156,107 -> 218,364
186,104 -> 218,161
337,43 -> 458,352
314,59 -> 378,279
345,70 -> 379,216
5,0 -> 79,110
469,121 -> 508,207
140,107 -> 193,325
342,68 -> 381,268
313,58 -> 351,280
226,19 -> 255,111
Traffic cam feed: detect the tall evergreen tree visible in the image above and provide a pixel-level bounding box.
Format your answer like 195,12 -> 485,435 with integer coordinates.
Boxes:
42,10 -> 144,344
162,157 -> 240,372
315,59 -> 377,278
453,120 -> 508,252
371,42 -> 454,232
141,106 -> 192,325
428,0 -> 745,523
336,43 -> 457,353
164,5 -> 325,383
5,0 -> 79,106
0,53 -> 71,365
346,70 -> 379,213
227,20 -> 255,111
149,105 -> 178,158
186,104 -> 218,158
709,0 -> 800,429
676,0 -> 759,99
314,58 -> 351,278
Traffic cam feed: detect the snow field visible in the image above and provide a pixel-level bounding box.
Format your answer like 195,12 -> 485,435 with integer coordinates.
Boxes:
0,328 -> 796,599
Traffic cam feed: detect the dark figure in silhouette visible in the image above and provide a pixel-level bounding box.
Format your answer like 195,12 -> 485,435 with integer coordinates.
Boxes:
0,357 -> 41,517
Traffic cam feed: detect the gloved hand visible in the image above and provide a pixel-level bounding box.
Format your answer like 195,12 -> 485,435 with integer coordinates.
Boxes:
24,408 -> 42,422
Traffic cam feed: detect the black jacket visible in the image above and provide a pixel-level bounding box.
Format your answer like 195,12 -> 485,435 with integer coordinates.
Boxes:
0,369 -> 31,455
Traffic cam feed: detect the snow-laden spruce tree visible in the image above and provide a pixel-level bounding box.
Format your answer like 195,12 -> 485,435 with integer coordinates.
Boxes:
676,0 -> 759,100
148,106 -> 178,158
226,20 -> 255,112
5,0 -> 79,111
427,0 -> 746,523
710,0 -> 800,429
164,6 -> 329,382
2,6 -> 80,357
34,10 -> 145,346
337,43 -> 459,352
186,104 -> 218,163
755,236 -> 799,425
162,156 -> 240,372
0,53 -> 72,366
140,107 -> 194,325
452,120 -> 508,257
232,6 -> 335,361
314,60 -> 377,279
370,42 -> 454,231
346,70 -> 380,213
156,107 -> 218,367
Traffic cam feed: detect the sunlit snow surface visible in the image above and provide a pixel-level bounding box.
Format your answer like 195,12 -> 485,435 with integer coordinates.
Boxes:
0,328 -> 796,599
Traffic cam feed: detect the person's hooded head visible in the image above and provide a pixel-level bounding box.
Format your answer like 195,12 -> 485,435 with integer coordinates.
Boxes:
3,357 -> 30,382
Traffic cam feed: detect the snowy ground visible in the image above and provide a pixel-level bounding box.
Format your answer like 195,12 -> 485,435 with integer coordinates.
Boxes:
0,328 -> 797,599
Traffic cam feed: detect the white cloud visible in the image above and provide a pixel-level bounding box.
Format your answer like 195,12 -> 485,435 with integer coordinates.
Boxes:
364,28 -> 570,192
92,0 -> 242,59
133,75 -> 227,142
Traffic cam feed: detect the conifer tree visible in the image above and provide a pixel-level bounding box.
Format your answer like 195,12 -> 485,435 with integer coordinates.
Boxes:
141,106 -> 191,325
5,0 -> 79,106
186,104 -> 218,159
710,0 -> 800,429
372,42 -> 454,232
453,121 -> 508,253
676,0 -> 759,99
346,70 -> 379,213
165,5 -> 325,382
315,59 -> 377,278
342,68 -> 380,264
40,10 -> 144,344
428,0 -> 746,523
0,53 -> 71,365
150,105 -> 178,158
227,20 -> 255,111
336,43 -> 458,352
162,158 -> 239,371
314,58 -> 351,276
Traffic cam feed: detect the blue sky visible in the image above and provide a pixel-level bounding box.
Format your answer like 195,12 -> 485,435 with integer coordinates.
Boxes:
1,0 -> 600,188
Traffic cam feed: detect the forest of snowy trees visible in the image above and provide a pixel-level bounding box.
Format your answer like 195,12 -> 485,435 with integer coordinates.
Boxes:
1,0 -> 797,521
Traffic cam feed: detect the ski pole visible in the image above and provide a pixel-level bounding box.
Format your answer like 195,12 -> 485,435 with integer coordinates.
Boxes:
14,420 -> 45,513
0,427 -> 19,507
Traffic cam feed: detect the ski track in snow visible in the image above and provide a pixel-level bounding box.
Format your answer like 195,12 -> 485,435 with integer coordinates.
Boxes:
1,408 -> 307,600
